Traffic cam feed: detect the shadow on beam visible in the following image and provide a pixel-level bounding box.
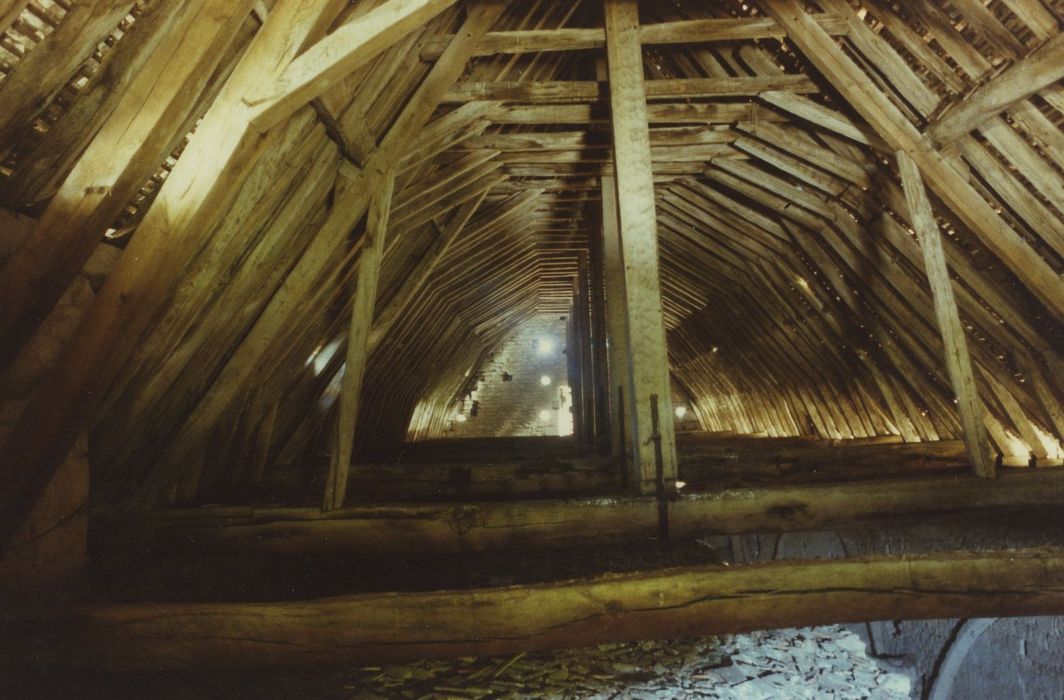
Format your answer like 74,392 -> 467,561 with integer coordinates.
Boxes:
4,548 -> 1064,670
96,470 -> 1064,556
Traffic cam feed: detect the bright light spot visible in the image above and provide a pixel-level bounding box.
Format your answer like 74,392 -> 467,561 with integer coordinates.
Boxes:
539,409 -> 552,422
557,385 -> 574,436
455,414 -> 467,423
674,405 -> 687,420
536,338 -> 555,355
711,346 -> 719,354
307,338 -> 342,376
540,375 -> 552,386
675,480 -> 686,490
1032,424 -> 1063,460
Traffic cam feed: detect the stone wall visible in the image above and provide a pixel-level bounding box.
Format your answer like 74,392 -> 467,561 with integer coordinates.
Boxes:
730,519 -> 1064,699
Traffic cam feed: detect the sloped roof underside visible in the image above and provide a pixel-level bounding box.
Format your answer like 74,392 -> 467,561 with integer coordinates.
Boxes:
0,0 -> 1063,509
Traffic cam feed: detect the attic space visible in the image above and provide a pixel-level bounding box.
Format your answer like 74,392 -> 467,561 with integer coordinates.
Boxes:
2,0 -> 1064,697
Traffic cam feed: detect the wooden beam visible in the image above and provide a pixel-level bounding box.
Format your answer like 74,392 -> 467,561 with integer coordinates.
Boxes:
442,76 -> 817,103
249,0 -> 463,132
600,175 -> 633,464
8,548 -> 1064,669
896,150 -> 995,477
485,102 -> 791,126
604,0 -> 678,492
368,191 -> 492,350
323,170 -> 395,511
759,0 -> 1064,323
0,0 -> 134,149
0,0 -> 345,544
131,1 -> 506,506
758,90 -> 887,151
929,32 -> 1064,146
103,470 -> 1064,556
0,0 -> 257,374
419,14 -> 849,59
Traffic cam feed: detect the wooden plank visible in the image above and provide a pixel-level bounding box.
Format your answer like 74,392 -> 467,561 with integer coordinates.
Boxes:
131,1 -> 506,506
0,0 -> 256,374
897,150 -> 994,477
758,90 -> 887,151
323,171 -> 395,511
105,470 -> 1064,557
7,549 -> 1064,669
0,0 -> 347,544
249,0 -> 463,132
929,32 -> 1064,145
442,75 -> 817,103
0,0 -> 134,149
486,102 -> 783,125
419,14 -> 849,59
605,0 -> 677,492
600,175 -> 632,463
0,1 -> 32,36
759,0 -> 1064,323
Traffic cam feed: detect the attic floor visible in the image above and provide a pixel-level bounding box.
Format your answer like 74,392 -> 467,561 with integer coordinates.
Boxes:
7,625 -> 913,699
251,433 -> 975,506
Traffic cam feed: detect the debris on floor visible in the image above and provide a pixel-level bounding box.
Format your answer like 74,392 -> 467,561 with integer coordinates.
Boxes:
327,625 -> 913,699
12,625 -> 914,699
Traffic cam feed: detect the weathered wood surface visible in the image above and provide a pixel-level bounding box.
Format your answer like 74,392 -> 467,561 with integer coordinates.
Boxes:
102,470 -> 1064,556
761,0 -> 1064,323
604,0 -> 677,491
323,170 -> 395,511
419,14 -> 849,59
338,460 -> 620,501
0,0 -> 256,372
5,548 -> 1064,669
0,0 -> 350,544
897,150 -> 994,478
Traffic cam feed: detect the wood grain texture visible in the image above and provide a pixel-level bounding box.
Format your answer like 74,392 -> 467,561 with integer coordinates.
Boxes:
6,548 -> 1064,669
604,0 -> 677,490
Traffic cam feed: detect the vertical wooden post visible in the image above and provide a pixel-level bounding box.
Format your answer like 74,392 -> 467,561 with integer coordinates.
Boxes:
896,150 -> 995,478
604,0 -> 678,491
323,169 -> 396,511
588,215 -> 611,451
567,282 -> 585,442
577,253 -> 597,443
600,175 -> 633,466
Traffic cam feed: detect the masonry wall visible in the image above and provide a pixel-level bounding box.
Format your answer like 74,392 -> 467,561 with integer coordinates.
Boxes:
730,520 -> 1064,699
445,314 -> 572,439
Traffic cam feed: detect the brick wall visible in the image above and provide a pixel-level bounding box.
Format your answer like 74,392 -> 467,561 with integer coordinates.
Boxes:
446,315 -> 573,438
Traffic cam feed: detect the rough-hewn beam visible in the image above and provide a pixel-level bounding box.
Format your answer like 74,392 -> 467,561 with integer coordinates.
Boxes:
897,150 -> 995,477
104,470 -> 1064,556
6,549 -> 1064,669
604,0 -> 677,492
131,1 -> 505,506
249,0 -> 462,132
929,32 -> 1064,146
600,174 -> 633,463
442,76 -> 817,103
0,0 -> 256,374
0,0 -> 134,149
759,0 -> 1064,322
419,14 -> 849,59
323,170 -> 395,511
0,0 -> 350,545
